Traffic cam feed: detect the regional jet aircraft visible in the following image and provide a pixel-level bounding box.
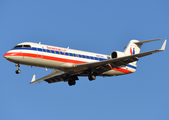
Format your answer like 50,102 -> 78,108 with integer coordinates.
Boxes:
4,39 -> 167,86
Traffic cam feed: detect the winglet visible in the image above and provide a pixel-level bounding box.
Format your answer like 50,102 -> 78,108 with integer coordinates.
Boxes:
160,39 -> 167,51
31,75 -> 36,83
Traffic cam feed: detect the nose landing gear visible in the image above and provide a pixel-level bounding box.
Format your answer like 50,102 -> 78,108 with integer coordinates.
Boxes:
15,63 -> 21,74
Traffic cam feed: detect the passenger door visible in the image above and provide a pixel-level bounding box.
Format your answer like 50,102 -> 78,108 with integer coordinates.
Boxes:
37,47 -> 44,59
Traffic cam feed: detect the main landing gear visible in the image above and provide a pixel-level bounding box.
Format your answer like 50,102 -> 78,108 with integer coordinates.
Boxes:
15,63 -> 21,74
68,80 -> 76,86
88,75 -> 96,81
68,76 -> 78,86
88,70 -> 96,81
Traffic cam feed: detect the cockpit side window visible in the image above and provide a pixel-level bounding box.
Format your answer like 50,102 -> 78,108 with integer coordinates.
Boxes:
14,45 -> 23,48
23,45 -> 31,48
13,45 -> 31,49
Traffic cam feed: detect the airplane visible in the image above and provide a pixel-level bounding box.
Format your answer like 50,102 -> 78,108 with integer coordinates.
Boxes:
4,39 -> 167,86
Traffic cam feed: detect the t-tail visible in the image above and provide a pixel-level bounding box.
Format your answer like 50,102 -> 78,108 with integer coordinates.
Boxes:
124,40 -> 141,66
124,39 -> 165,66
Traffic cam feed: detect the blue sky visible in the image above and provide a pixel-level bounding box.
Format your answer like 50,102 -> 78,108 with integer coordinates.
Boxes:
1,0 -> 169,120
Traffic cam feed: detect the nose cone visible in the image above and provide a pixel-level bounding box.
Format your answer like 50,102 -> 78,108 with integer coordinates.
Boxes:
4,53 -> 8,59
4,52 -> 14,60
4,52 -> 20,63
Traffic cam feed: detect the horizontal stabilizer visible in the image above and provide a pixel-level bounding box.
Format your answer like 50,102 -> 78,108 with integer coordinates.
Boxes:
134,38 -> 163,44
124,39 -> 163,49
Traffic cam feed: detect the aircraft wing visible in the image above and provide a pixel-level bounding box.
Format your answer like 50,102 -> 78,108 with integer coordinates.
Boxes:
30,40 -> 166,84
68,39 -> 167,73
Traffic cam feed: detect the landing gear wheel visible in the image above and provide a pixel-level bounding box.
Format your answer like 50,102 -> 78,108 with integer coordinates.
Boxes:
68,80 -> 76,86
15,69 -> 21,74
88,75 -> 96,81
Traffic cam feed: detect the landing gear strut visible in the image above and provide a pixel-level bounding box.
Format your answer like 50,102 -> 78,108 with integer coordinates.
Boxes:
15,63 -> 21,74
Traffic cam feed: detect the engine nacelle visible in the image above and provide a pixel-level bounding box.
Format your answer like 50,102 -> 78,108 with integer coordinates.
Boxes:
110,51 -> 125,59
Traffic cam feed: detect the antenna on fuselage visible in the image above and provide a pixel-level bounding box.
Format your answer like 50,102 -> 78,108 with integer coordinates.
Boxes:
39,42 -> 41,44
67,47 -> 69,49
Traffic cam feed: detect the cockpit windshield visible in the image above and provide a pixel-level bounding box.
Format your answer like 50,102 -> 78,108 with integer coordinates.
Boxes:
14,45 -> 31,49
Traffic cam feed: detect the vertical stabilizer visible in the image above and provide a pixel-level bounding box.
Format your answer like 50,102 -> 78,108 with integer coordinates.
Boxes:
124,40 -> 142,65
124,39 -> 164,65
124,40 -> 142,55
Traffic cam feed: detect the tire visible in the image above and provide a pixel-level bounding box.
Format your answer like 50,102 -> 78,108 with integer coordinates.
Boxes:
15,69 -> 21,74
88,75 -> 96,81
68,80 -> 76,86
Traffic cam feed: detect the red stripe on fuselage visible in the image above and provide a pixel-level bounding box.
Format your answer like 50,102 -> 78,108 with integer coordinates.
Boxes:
109,65 -> 132,74
4,52 -> 87,64
113,68 -> 133,74
4,52 -> 37,58
5,52 -> 133,74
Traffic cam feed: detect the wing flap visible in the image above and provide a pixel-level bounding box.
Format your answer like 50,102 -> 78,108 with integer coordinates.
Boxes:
44,73 -> 69,83
29,70 -> 66,84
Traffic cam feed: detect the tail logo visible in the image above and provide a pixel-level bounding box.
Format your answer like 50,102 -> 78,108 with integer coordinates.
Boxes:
130,47 -> 135,55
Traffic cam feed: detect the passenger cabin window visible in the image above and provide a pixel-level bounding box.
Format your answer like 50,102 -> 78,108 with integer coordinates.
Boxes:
37,48 -> 42,51
82,55 -> 86,58
47,49 -> 50,53
94,57 -> 98,60
86,56 -> 90,59
56,51 -> 59,54
65,52 -> 69,56
43,49 -> 46,52
51,50 -> 55,53
60,52 -> 64,55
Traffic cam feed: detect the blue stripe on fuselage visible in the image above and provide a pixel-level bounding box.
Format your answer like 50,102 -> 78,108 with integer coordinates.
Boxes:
12,47 -> 107,61
12,48 -> 137,70
126,64 -> 137,69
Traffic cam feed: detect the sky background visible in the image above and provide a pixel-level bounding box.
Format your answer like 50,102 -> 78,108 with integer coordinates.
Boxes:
1,0 -> 169,120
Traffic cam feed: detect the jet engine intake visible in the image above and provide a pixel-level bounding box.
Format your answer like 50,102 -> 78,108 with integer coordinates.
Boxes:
110,51 -> 125,59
